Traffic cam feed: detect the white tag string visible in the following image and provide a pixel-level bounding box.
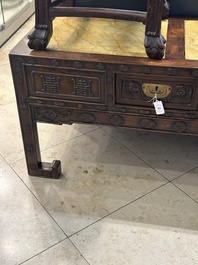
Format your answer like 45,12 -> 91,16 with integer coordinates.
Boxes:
148,93 -> 158,104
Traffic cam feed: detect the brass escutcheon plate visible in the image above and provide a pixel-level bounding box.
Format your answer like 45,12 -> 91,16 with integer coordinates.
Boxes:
142,83 -> 172,98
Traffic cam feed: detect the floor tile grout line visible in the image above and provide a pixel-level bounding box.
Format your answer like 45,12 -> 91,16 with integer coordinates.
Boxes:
68,182 -> 170,238
9,153 -> 168,265
19,238 -> 91,265
0,59 -> 9,64
7,119 -> 94,265
0,63 -> 9,67
10,156 -> 169,242
10,158 -> 168,240
10,164 -> 69,238
1,126 -> 101,166
5,156 -> 25,167
1,49 -> 9,56
171,181 -> 198,204
68,237 -> 92,265
100,127 -> 171,182
18,238 -> 68,265
0,154 -> 7,165
9,158 -> 170,265
3,117 -> 190,183
39,125 -> 102,153
170,164 -> 198,182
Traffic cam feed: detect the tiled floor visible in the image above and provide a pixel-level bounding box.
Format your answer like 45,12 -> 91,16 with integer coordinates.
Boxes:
1,16 -> 198,265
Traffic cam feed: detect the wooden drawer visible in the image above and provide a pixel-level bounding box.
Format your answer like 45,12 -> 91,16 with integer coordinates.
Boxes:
115,73 -> 198,111
25,65 -> 106,104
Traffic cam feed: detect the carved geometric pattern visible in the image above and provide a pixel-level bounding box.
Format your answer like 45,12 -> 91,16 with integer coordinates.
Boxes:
35,109 -> 57,121
173,121 -> 187,133
167,84 -> 194,103
79,113 -> 95,123
12,58 -> 24,90
72,61 -> 83,68
121,79 -> 144,100
110,115 -> 123,126
34,108 -> 70,122
167,68 -> 178,76
96,63 -> 105,70
139,119 -> 156,129
119,65 -> 128,72
51,59 -> 59,66
41,75 -> 60,93
72,77 -> 92,96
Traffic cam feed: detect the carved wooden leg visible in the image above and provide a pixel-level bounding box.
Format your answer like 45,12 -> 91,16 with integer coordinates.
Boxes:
21,118 -> 61,178
28,0 -> 53,50
10,57 -> 61,178
144,0 -> 166,60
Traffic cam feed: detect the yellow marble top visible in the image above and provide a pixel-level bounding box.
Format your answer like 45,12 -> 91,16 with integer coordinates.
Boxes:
48,17 -> 198,60
48,17 -> 168,58
185,21 -> 198,60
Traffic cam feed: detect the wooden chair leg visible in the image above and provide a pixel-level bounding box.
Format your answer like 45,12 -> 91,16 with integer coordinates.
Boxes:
28,0 -> 53,50
27,0 -> 168,60
144,0 -> 166,59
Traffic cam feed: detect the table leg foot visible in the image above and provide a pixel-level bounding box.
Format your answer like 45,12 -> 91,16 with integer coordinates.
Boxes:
28,160 -> 62,179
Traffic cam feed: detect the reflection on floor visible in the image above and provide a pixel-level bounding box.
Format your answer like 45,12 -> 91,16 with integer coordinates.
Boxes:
0,15 -> 198,265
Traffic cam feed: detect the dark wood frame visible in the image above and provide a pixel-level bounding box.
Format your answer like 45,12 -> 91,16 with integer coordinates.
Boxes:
28,0 -> 169,59
10,18 -> 198,179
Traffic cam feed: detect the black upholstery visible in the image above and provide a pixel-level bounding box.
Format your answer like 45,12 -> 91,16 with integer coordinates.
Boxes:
74,0 -> 198,17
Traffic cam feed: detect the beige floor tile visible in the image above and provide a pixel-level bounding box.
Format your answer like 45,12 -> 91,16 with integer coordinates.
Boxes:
0,155 -> 7,168
0,103 -> 24,163
11,129 -> 167,236
21,239 -> 89,265
102,127 -> 198,180
71,183 -> 198,265
173,167 -> 198,202
38,123 -> 100,151
0,165 -> 66,265
0,50 -> 8,65
0,63 -> 16,106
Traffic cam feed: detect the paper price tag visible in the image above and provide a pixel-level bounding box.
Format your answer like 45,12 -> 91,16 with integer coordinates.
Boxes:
153,100 -> 165,115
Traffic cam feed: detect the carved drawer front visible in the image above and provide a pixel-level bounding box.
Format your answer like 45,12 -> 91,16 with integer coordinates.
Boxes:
115,73 -> 198,110
25,65 -> 106,103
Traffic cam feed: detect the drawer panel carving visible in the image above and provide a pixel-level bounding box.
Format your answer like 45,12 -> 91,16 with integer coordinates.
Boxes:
115,73 -> 198,110
32,105 -> 197,135
25,65 -> 106,103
